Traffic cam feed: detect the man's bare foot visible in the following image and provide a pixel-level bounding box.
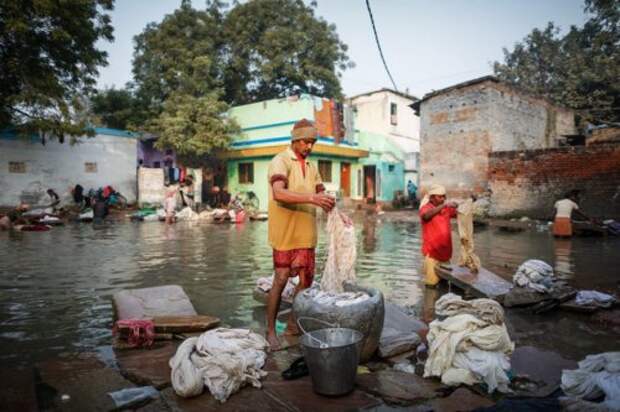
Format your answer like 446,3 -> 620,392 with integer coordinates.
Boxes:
266,332 -> 281,351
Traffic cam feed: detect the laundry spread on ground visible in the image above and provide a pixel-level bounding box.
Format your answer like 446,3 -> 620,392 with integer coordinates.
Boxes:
575,290 -> 617,308
424,293 -> 514,393
169,328 -> 268,402
320,208 -> 357,293
560,352 -> 620,411
457,199 -> 481,273
513,259 -> 556,293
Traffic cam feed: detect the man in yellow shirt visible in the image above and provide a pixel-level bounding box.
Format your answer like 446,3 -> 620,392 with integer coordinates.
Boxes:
266,119 -> 335,350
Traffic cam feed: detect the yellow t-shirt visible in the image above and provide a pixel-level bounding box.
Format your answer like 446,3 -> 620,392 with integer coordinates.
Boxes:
268,147 -> 323,251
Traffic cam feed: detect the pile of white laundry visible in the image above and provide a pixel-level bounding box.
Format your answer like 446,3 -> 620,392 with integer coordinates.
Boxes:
169,328 -> 268,402
561,352 -> 620,411
513,259 -> 556,293
320,208 -> 357,293
575,291 -> 617,308
424,293 -> 514,393
175,207 -> 199,221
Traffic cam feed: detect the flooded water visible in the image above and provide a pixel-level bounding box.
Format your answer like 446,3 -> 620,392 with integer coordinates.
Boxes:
0,211 -> 618,367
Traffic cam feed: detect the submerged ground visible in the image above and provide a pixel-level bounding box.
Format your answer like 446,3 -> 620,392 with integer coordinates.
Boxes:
0,210 -> 618,371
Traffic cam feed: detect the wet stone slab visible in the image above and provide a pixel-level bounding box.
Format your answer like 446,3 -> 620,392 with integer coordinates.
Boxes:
159,386 -> 293,412
36,355 -> 140,411
423,387 -> 494,412
510,346 -> 578,397
0,367 -> 37,412
115,341 -> 179,389
355,370 -> 442,406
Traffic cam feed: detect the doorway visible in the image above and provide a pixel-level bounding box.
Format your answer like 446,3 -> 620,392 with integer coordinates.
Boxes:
363,165 -> 376,203
340,162 -> 351,197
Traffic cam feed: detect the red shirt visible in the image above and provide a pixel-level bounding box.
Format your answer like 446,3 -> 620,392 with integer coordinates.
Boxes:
419,203 -> 456,262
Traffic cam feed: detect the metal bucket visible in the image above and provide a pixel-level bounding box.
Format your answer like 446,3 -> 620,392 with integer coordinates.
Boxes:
299,327 -> 363,396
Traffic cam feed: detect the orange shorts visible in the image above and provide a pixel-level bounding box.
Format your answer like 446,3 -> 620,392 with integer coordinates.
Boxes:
273,248 -> 315,288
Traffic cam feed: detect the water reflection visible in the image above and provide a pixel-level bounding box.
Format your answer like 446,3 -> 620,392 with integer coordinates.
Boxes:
0,215 -> 619,367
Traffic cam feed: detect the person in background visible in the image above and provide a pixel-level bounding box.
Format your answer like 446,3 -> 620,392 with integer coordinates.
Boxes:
553,190 -> 591,237
180,175 -> 195,209
46,189 -> 60,209
164,187 -> 177,224
419,184 -> 458,287
407,180 -> 418,208
265,119 -> 335,350
0,203 -> 29,230
92,194 -> 109,224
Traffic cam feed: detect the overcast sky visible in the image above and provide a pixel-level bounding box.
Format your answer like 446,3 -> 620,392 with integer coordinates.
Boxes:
96,0 -> 588,99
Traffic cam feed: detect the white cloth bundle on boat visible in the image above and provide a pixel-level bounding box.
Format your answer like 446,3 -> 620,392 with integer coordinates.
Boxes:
575,291 -> 617,308
321,208 -> 356,293
513,259 -> 555,293
561,352 -> 620,411
176,207 -> 198,221
169,328 -> 268,402
424,293 -> 514,393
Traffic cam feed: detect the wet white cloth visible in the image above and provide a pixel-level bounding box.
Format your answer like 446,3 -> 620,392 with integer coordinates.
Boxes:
561,352 -> 620,411
575,291 -> 617,308
513,259 -> 555,293
457,199 -> 481,273
310,290 -> 369,307
424,293 -> 514,393
321,208 -> 357,293
169,328 -> 268,402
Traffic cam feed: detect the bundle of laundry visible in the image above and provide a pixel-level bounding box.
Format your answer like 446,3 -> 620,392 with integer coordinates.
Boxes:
175,207 -> 198,221
256,275 -> 300,302
321,207 -> 356,293
513,259 -> 555,293
169,328 -> 268,402
575,291 -> 617,308
560,352 -> 620,411
424,293 -> 514,393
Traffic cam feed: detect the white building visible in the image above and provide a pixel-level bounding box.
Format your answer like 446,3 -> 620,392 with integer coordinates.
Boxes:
0,128 -> 138,207
349,88 -> 421,185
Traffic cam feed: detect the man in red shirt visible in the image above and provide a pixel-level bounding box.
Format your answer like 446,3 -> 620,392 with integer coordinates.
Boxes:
419,184 -> 457,286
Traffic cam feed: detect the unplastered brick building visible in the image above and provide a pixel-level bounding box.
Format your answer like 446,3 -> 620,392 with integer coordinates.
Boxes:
414,76 -> 576,199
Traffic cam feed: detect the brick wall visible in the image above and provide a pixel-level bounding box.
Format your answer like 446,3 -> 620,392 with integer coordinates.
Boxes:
489,144 -> 620,218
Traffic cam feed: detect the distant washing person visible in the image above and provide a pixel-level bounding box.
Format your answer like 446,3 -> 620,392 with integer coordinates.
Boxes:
552,191 -> 591,237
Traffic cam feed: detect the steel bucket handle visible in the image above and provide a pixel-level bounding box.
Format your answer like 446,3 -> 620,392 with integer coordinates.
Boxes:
296,316 -> 339,348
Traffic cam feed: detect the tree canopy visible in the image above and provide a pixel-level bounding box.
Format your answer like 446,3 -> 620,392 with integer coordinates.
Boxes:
93,0 -> 351,155
0,0 -> 114,141
494,0 -> 620,125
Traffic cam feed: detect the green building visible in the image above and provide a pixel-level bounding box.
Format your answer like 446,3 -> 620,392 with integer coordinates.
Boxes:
223,94 -> 407,211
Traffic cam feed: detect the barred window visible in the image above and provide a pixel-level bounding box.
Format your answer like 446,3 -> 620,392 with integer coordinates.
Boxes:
9,161 -> 26,173
239,162 -> 254,184
318,160 -> 332,182
85,162 -> 98,173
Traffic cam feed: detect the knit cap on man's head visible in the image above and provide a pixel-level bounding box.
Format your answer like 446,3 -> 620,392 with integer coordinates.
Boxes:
291,119 -> 318,141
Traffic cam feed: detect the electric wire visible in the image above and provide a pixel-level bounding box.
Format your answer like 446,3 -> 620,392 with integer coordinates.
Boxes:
365,0 -> 398,91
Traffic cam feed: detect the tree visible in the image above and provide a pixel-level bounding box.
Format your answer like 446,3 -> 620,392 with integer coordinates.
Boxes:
90,87 -> 145,130
0,0 -> 114,141
494,0 -> 619,125
126,0 -> 351,155
223,0 -> 352,104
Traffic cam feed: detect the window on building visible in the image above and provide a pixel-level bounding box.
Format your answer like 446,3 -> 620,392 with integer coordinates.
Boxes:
238,162 -> 254,184
388,164 -> 395,172
85,162 -> 97,173
153,161 -> 161,168
9,161 -> 26,173
390,103 -> 398,125
318,160 -> 332,182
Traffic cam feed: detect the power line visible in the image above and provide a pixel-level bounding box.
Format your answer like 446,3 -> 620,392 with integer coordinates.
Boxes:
365,0 -> 398,91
